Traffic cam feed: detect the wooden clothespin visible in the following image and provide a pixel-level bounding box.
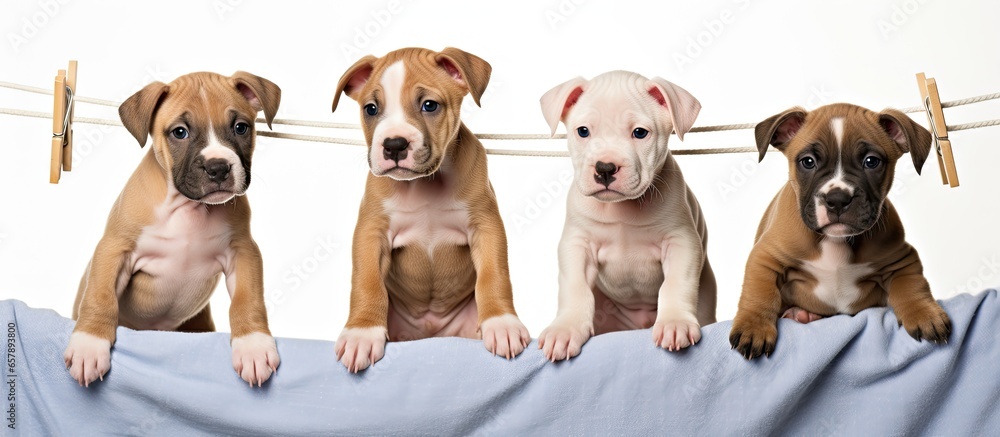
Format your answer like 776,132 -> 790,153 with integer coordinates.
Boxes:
915,72 -> 958,187
50,60 -> 77,184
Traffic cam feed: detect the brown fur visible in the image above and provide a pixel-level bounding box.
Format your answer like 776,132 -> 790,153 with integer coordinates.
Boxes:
333,48 -> 518,341
730,103 -> 950,359
71,72 -> 279,345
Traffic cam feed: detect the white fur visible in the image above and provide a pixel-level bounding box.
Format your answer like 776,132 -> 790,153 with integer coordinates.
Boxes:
126,183 -> 236,330
814,196 -> 830,228
561,74 -> 664,200
370,61 -> 425,177
336,326 -> 388,373
383,183 -> 470,257
199,128 -> 246,197
63,331 -> 112,386
818,117 -> 855,196
831,117 -> 845,150
539,71 -> 705,360
230,331 -> 279,386
800,237 -> 874,313
480,314 -> 530,359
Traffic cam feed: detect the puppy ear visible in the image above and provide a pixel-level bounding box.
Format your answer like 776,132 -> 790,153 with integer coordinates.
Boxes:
755,107 -> 807,162
118,81 -> 169,148
647,77 -> 701,141
879,109 -> 932,175
435,47 -> 492,107
539,77 -> 587,136
232,71 -> 281,129
332,55 -> 378,113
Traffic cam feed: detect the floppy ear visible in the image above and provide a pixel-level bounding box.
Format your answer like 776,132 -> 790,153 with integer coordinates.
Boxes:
231,71 -> 281,129
539,76 -> 587,136
118,81 -> 169,148
647,77 -> 701,141
755,107 -> 807,162
435,47 -> 492,106
332,55 -> 378,113
878,109 -> 932,175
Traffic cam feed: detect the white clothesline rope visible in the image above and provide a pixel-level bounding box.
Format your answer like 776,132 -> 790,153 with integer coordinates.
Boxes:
1,80 -> 997,157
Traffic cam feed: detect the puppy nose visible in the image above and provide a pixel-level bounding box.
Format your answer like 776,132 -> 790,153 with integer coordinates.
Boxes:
824,189 -> 854,215
204,159 -> 231,183
594,161 -> 618,188
383,137 -> 409,163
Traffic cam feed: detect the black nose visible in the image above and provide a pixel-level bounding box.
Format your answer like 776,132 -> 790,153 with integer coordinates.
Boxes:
204,159 -> 231,183
594,161 -> 618,187
383,137 -> 409,163
824,188 -> 854,215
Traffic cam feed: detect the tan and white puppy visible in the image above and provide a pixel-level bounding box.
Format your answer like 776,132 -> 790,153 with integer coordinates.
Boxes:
331,47 -> 529,372
537,71 -> 717,361
64,72 -> 281,386
730,103 -> 951,360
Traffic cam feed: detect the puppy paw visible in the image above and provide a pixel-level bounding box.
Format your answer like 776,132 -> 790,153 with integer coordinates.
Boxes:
63,332 -> 112,387
652,317 -> 701,351
335,326 -> 387,373
231,332 -> 280,387
480,314 -> 530,360
782,307 -> 825,323
729,317 -> 778,360
538,319 -> 592,361
896,302 -> 951,344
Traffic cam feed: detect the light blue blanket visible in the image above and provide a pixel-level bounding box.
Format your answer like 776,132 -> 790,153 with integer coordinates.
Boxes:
3,291 -> 998,436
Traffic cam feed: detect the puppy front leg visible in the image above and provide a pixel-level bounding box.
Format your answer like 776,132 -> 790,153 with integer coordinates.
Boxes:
538,236 -> 595,361
337,202 -> 391,372
468,209 -> 530,360
226,237 -> 279,387
65,238 -> 129,386
652,233 -> 705,351
729,247 -> 783,359
887,251 -> 950,343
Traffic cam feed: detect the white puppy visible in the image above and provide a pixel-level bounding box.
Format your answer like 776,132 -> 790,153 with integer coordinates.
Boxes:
537,71 -> 717,361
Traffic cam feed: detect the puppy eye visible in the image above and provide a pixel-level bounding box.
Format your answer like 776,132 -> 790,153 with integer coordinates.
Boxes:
171,127 -> 189,140
364,103 -> 378,116
632,128 -> 649,139
233,122 -> 250,136
421,100 -> 439,112
577,126 -> 590,138
799,156 -> 817,170
863,155 -> 882,169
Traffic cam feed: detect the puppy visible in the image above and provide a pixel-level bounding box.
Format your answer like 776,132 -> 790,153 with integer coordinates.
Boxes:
537,71 -> 717,361
730,103 -> 951,360
64,71 -> 281,386
331,47 -> 530,372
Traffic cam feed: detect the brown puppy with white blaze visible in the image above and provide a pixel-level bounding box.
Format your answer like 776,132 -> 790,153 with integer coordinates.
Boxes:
331,47 -> 529,372
64,72 -> 281,386
730,103 -> 951,360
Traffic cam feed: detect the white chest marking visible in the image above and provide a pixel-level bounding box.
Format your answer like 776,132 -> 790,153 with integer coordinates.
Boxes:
800,237 -> 873,313
128,189 -> 235,300
384,194 -> 470,255
575,201 -> 668,300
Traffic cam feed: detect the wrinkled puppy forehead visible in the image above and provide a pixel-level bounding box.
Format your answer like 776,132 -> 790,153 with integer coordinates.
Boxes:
154,72 -> 258,127
577,71 -> 656,104
568,71 -> 661,121
364,48 -> 463,94
797,103 -> 898,149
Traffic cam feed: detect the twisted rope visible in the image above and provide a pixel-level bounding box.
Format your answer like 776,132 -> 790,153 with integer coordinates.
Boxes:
1,80 -> 998,157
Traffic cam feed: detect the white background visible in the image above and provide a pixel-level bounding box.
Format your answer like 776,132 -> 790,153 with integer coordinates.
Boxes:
1,0 -> 998,341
